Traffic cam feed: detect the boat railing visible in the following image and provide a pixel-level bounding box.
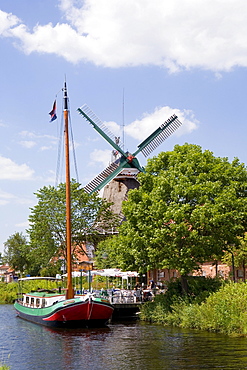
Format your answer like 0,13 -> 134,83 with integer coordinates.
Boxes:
106,289 -> 146,304
75,288 -> 157,304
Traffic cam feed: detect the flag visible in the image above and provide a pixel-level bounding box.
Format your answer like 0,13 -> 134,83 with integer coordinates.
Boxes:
49,100 -> 57,122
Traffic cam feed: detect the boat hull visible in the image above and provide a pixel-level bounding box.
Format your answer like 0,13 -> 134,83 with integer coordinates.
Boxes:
14,297 -> 114,328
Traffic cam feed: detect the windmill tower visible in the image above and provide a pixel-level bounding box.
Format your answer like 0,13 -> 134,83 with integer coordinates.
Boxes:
78,104 -> 183,220
104,147 -> 140,220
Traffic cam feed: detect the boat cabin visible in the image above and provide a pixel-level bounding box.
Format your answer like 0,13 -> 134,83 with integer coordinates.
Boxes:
22,292 -> 65,308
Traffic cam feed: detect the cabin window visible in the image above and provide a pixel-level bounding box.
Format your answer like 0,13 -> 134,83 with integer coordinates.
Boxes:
26,297 -> 29,305
31,298 -> 34,306
42,299 -> 46,308
36,299 -> 40,307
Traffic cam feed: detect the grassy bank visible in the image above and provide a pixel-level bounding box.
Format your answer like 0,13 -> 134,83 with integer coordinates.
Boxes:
0,280 -> 59,304
0,283 -> 18,304
0,276 -> 112,304
140,278 -> 247,336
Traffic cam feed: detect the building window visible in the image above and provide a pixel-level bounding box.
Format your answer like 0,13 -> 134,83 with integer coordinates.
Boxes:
237,270 -> 244,278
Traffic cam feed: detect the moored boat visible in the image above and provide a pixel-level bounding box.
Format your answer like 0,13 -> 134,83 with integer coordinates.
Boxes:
14,278 -> 113,328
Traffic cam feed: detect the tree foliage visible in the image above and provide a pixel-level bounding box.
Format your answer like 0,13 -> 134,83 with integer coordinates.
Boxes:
99,144 -> 247,275
221,234 -> 247,280
3,232 -> 30,274
26,179 -> 118,273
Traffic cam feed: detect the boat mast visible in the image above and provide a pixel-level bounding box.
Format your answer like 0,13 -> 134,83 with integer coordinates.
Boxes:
64,82 -> 74,299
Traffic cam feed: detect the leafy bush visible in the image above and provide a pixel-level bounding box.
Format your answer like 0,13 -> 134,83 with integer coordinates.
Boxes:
141,276 -> 222,317
140,276 -> 223,323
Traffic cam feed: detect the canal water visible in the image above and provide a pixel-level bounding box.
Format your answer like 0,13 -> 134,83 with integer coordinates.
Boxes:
1,304 -> 247,369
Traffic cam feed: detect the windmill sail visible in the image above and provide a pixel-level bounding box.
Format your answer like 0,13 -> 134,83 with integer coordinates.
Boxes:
79,104 -> 183,194
78,105 -> 125,156
135,114 -> 182,158
84,161 -> 121,193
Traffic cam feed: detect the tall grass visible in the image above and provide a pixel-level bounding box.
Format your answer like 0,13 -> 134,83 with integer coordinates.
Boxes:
140,280 -> 247,336
184,282 -> 247,335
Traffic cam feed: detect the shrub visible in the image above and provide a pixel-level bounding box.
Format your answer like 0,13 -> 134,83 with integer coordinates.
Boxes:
141,280 -> 247,336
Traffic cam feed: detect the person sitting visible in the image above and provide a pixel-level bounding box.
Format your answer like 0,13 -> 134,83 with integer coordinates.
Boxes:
148,280 -> 155,289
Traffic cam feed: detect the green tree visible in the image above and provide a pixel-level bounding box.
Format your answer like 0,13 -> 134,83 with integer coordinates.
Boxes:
3,232 -> 29,274
27,179 -> 118,273
222,234 -> 247,281
107,144 -> 247,281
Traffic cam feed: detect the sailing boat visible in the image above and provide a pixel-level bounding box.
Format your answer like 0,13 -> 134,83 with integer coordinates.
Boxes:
14,82 -> 114,328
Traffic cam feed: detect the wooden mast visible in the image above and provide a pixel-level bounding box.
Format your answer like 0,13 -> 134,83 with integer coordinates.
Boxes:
64,82 -> 74,299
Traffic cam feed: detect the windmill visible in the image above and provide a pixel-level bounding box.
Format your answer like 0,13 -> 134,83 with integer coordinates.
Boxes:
78,104 -> 183,218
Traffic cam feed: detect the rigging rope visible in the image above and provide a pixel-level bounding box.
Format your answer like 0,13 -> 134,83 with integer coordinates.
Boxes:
55,92 -> 80,187
55,110 -> 64,187
69,110 -> 80,184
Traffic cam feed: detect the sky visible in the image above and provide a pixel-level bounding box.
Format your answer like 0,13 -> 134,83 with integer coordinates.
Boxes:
1,0 -> 247,253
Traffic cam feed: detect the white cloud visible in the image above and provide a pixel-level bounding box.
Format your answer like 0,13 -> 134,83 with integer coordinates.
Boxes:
104,121 -> 122,137
0,156 -> 34,180
0,120 -> 7,127
0,200 -> 9,206
18,130 -> 58,151
90,149 -> 112,167
0,189 -> 32,207
40,146 -> 52,151
105,106 -> 198,142
15,221 -> 29,228
0,189 -> 14,205
0,9 -> 19,35
19,131 -> 56,141
2,1 -> 247,72
19,140 -> 37,149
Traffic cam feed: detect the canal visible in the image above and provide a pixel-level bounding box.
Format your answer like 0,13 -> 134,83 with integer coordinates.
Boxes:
1,305 -> 247,369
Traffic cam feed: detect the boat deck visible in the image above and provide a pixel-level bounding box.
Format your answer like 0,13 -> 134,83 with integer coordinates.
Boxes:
97,288 -> 151,321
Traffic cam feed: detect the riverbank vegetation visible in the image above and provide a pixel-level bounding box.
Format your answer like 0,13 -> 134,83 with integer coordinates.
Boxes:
0,280 -> 59,304
0,275 -> 112,304
0,365 -> 10,370
140,278 -> 247,336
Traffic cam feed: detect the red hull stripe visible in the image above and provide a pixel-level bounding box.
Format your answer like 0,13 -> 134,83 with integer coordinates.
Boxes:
43,301 -> 113,322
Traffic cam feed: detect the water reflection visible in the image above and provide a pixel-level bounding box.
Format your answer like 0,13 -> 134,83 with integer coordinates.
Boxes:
1,305 -> 247,369
44,325 -> 112,338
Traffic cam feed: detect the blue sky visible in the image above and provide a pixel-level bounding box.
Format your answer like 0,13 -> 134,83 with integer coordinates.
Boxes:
1,0 -> 247,253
